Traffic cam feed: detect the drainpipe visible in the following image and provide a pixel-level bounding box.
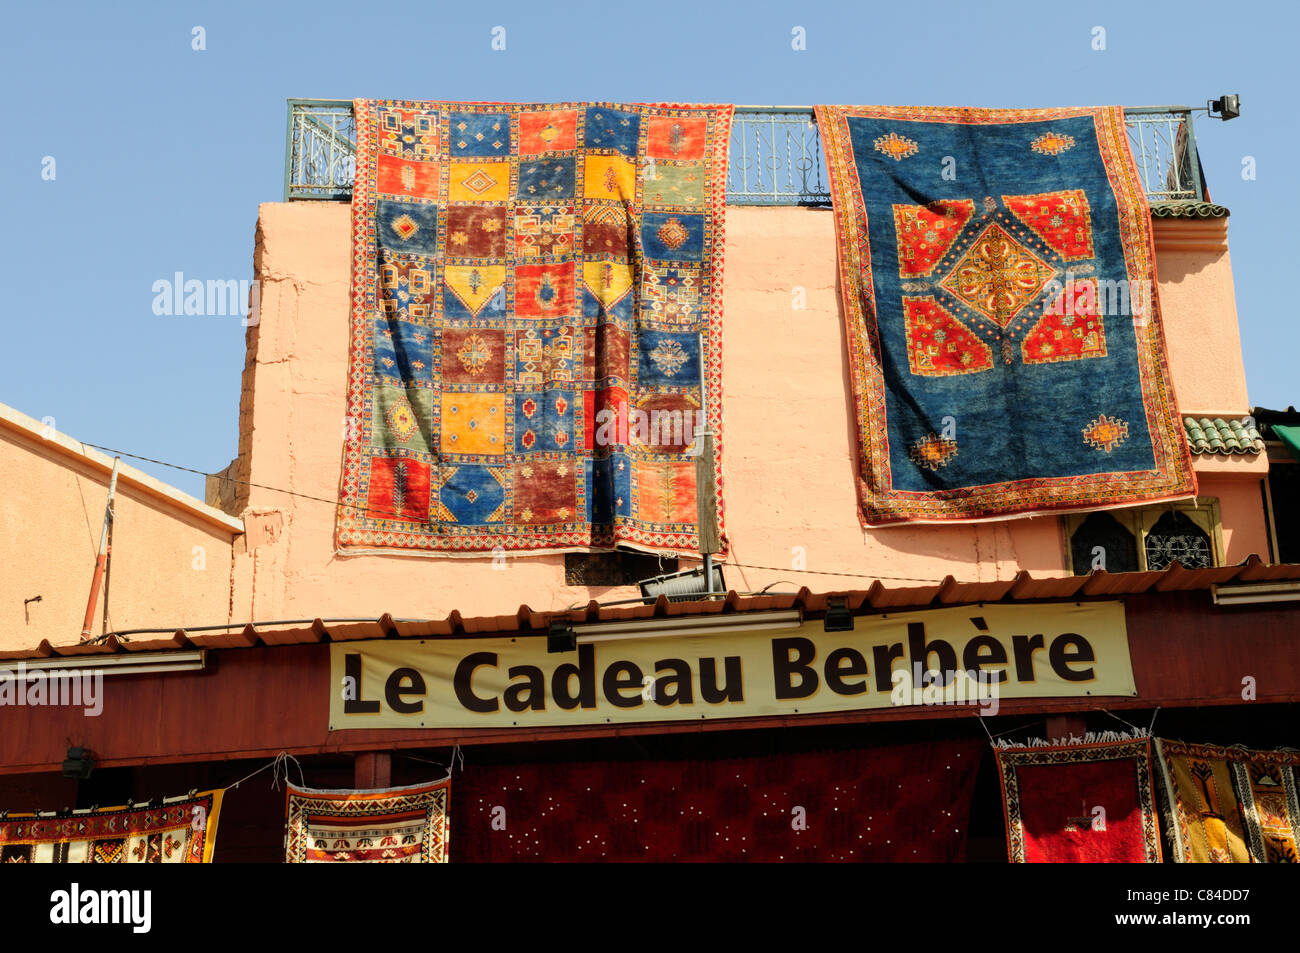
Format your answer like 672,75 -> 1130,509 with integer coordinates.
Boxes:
81,457 -> 120,641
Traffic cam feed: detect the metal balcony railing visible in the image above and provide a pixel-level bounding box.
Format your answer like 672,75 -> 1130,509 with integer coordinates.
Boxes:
284,100 -> 1205,205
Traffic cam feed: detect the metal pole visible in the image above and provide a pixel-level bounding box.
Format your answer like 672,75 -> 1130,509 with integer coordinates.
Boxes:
694,332 -> 720,594
81,457 -> 120,641
101,498 -> 114,635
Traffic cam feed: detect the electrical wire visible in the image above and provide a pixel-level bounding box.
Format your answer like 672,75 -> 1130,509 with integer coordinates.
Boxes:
679,554 -> 948,584
83,443 -> 361,513
82,441 -> 951,583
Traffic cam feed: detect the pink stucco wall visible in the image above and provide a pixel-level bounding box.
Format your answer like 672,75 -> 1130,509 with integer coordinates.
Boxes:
0,408 -> 241,652
1153,216 -> 1250,414
226,203 -> 1269,623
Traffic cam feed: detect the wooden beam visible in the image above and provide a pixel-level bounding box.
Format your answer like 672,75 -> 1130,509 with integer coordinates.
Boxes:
353,751 -> 391,789
1046,715 -> 1087,743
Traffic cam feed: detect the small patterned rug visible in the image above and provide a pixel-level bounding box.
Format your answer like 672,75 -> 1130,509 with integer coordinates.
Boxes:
995,735 -> 1162,862
285,778 -> 449,863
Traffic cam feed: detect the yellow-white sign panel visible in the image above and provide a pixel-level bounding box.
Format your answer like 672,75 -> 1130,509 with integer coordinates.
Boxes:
328,602 -> 1134,730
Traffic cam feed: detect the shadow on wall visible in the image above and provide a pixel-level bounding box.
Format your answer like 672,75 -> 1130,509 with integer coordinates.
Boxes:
827,269 -> 1064,578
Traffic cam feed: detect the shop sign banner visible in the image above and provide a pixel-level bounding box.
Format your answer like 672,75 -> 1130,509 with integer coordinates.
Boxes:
329,602 -> 1134,730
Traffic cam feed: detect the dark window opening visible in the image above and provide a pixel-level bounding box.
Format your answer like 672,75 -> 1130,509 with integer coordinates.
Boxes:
1268,465 -> 1300,563
565,552 -> 679,587
1070,512 -> 1139,575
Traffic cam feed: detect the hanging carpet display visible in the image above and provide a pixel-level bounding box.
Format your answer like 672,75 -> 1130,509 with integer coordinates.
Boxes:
995,734 -> 1162,862
336,100 -> 732,555
0,789 -> 224,863
284,778 -> 450,863
815,104 -> 1195,525
452,738 -> 983,862
1156,739 -> 1300,863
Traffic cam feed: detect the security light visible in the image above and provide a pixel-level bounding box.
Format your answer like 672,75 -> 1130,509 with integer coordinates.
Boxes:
823,597 -> 855,632
1208,95 -> 1240,120
547,620 -> 576,654
61,747 -> 95,780
638,565 -> 725,603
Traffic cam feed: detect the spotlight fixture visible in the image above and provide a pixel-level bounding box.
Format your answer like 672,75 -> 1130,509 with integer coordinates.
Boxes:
823,597 -> 854,633
547,620 -> 576,654
1208,94 -> 1240,121
61,746 -> 95,780
638,565 -> 726,603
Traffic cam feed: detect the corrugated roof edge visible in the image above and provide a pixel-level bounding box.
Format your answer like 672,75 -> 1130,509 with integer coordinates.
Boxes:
6,557 -> 1298,663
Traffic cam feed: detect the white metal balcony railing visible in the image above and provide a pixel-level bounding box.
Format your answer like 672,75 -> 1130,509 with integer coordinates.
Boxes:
283,100 -> 1205,205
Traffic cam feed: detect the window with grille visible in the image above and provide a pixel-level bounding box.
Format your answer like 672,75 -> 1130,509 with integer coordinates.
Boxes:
1143,510 -> 1214,570
1063,500 -> 1222,574
564,552 -> 679,587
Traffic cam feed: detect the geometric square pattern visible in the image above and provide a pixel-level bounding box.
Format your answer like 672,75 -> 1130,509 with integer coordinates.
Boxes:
338,100 -> 734,553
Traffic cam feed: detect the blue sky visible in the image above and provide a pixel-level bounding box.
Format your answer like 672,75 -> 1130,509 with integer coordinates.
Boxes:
1,0 -> 1292,499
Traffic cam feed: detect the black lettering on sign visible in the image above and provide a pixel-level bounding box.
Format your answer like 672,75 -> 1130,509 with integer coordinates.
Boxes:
907,621 -> 957,687
1049,633 -> 1096,681
825,647 -> 868,696
700,656 -> 743,703
653,658 -> 693,706
504,665 -> 546,712
343,653 -> 380,714
454,651 -> 500,713
385,667 -> 426,714
772,637 -> 817,699
553,643 -> 597,710
603,660 -> 644,708
1012,634 -> 1045,682
872,643 -> 904,693
962,636 -> 1009,683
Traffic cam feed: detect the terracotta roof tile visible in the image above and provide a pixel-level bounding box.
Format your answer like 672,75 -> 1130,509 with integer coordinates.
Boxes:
14,558 -> 1300,663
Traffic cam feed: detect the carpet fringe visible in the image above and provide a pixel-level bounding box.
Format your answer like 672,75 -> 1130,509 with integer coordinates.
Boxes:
993,727 -> 1150,750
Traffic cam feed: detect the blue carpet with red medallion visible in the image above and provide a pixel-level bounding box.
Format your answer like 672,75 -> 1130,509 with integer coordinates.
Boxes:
816,104 -> 1196,525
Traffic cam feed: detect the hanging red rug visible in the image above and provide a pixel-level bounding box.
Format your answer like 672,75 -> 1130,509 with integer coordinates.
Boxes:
453,737 -> 983,862
995,734 -> 1162,862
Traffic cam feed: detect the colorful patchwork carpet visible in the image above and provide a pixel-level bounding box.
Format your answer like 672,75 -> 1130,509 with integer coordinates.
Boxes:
1157,739 -> 1300,863
0,789 -> 223,863
284,778 -> 449,862
995,735 -> 1162,862
815,105 -> 1196,524
336,100 -> 732,554
452,738 -> 983,861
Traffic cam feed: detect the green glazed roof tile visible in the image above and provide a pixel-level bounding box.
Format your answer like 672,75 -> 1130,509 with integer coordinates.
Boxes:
1150,201 -> 1231,219
1184,415 -> 1263,454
